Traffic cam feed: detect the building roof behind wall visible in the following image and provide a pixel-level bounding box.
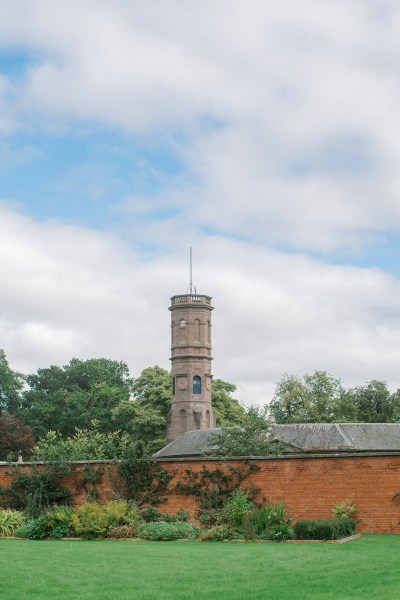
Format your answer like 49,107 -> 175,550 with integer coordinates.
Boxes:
154,423 -> 400,458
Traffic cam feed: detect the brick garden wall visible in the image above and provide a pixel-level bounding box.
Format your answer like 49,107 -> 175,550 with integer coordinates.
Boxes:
1,453 -> 400,533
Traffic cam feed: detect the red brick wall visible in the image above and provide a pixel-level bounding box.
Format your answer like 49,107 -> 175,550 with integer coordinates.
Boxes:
1,454 -> 400,533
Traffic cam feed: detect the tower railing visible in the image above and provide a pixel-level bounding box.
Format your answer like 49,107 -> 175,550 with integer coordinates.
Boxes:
171,295 -> 212,306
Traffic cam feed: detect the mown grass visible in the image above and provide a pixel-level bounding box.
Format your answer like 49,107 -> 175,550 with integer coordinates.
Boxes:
0,535 -> 399,600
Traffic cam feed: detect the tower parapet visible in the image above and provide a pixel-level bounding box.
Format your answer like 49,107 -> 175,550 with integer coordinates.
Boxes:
167,293 -> 216,442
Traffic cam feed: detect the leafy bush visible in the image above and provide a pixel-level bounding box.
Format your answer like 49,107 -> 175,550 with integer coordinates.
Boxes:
250,501 -> 287,534
0,509 -> 25,536
198,508 -> 226,528
198,524 -> 238,541
107,524 -> 139,538
14,506 -> 75,539
248,501 -> 293,540
139,505 -> 163,522
139,505 -> 189,523
294,518 -> 356,540
137,521 -> 198,541
223,489 -> 254,529
332,501 -> 357,520
0,470 -> 71,517
71,501 -> 141,539
264,521 -> 294,541
167,508 -> 189,522
43,506 -> 75,539
14,516 -> 49,540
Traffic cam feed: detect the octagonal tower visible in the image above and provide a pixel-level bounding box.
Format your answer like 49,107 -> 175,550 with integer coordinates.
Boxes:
167,293 -> 216,442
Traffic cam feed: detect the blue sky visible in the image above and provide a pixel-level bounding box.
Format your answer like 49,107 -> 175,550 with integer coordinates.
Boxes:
2,1 -> 400,405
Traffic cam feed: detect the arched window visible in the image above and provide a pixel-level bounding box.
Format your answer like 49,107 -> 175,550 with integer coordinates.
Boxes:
179,319 -> 186,328
206,410 -> 210,428
172,376 -> 176,396
193,375 -> 201,394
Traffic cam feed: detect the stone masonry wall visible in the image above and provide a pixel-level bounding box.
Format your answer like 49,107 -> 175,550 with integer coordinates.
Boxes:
1,454 -> 400,533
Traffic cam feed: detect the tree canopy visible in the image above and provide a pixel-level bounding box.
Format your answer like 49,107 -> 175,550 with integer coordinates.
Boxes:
269,370 -> 400,424
0,413 -> 35,461
19,358 -> 132,438
0,349 -> 24,414
207,405 -> 277,456
211,379 -> 247,426
3,345 -> 400,461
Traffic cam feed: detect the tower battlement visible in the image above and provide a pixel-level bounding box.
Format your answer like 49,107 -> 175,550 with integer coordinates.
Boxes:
170,294 -> 213,307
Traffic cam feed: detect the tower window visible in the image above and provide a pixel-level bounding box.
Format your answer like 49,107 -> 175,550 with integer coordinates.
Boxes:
193,375 -> 201,394
179,319 -> 186,328
172,376 -> 176,395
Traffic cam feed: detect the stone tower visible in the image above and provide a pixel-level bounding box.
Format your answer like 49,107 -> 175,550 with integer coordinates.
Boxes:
167,293 -> 216,442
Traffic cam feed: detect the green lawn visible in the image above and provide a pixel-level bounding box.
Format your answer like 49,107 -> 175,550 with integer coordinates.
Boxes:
0,535 -> 399,600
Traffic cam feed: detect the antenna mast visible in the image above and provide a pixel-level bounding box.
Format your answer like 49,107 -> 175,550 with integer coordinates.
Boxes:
189,247 -> 193,294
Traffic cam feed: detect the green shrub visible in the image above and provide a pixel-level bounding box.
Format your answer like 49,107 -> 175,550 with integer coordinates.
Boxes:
166,508 -> 189,522
0,471 -> 71,517
293,518 -> 356,540
43,506 -> 75,539
13,506 -> 75,540
0,509 -> 25,537
137,521 -> 198,541
14,516 -> 49,540
71,501 -> 141,540
107,524 -> 139,539
241,514 -> 257,541
264,521 -> 294,541
249,501 -> 292,540
139,505 -> 163,522
223,489 -> 254,529
139,506 -> 189,523
198,524 -> 238,541
332,500 -> 357,520
198,508 -> 226,528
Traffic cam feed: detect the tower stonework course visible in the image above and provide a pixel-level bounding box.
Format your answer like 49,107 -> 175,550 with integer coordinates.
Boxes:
167,293 -> 216,442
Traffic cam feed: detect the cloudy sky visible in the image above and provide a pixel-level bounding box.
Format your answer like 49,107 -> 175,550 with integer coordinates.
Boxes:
2,0 -> 400,405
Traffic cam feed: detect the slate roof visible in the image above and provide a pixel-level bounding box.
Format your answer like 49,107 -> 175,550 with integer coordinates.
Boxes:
154,423 -> 400,458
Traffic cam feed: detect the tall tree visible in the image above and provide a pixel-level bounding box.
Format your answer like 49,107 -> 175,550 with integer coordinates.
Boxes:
0,413 -> 35,461
0,349 -> 24,414
20,358 -> 132,438
269,371 -> 344,423
211,378 -> 247,426
112,366 -> 171,451
347,380 -> 400,423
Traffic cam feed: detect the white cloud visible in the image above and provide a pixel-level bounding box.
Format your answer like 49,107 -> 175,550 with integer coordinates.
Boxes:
2,203 -> 400,406
2,2 -> 400,405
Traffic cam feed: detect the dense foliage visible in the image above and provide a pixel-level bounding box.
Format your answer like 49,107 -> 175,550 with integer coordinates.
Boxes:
0,413 -> 35,461
0,470 -> 71,516
293,518 -> 355,540
207,406 -> 277,456
0,350 -> 25,414
137,521 -> 198,541
17,357 -> 132,439
269,370 -> 400,424
0,509 -> 25,536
